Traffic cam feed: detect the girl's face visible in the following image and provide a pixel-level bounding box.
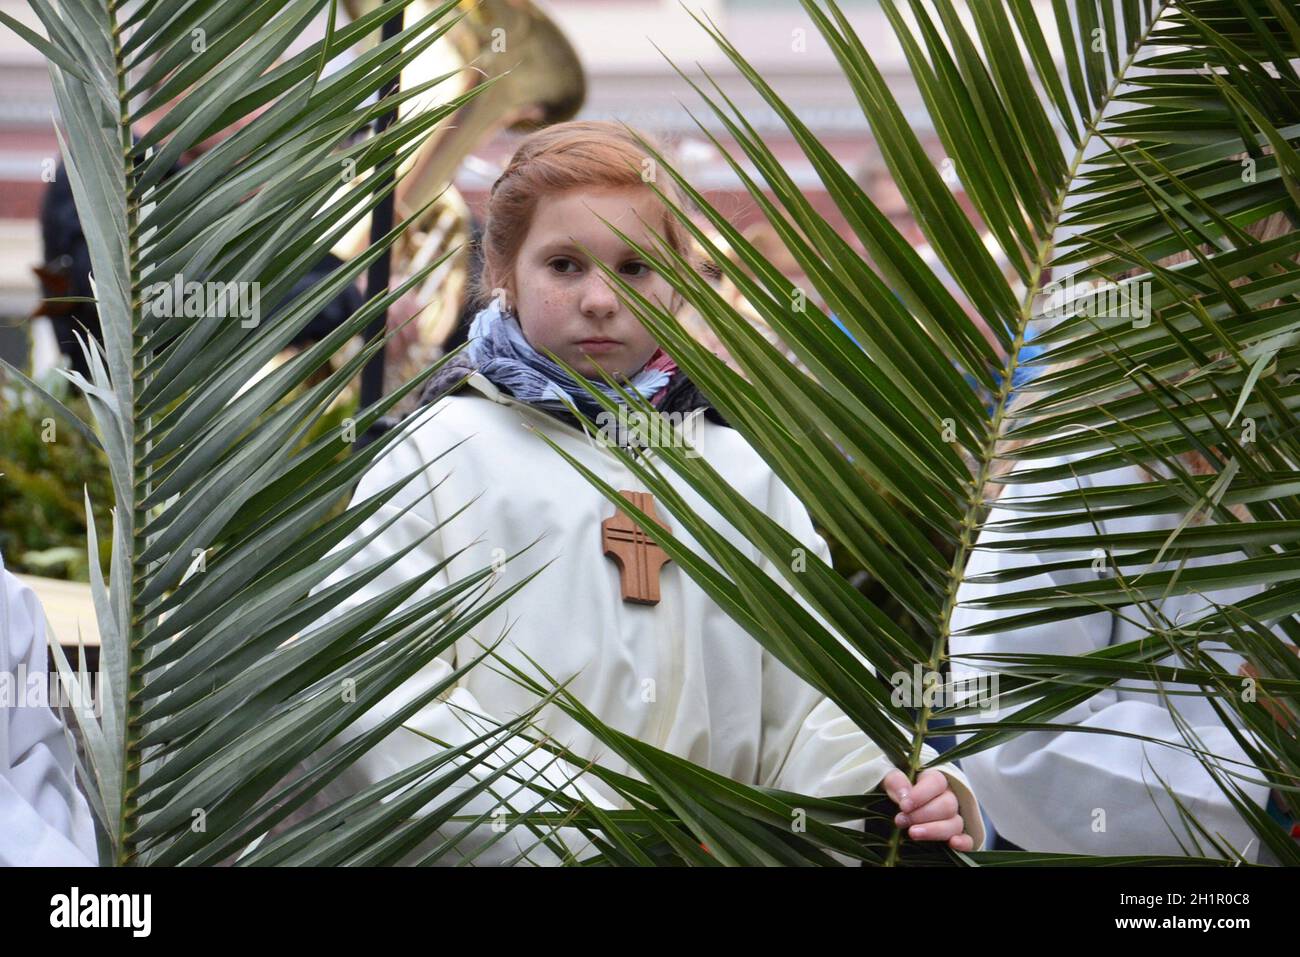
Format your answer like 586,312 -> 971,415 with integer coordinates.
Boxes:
504,185 -> 675,381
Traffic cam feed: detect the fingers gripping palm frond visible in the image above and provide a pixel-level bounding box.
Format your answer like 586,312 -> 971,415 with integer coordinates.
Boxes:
4,0 -> 581,866
546,0 -> 1300,864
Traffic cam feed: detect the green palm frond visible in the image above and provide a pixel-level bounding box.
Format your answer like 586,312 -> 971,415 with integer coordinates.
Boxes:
2,0 -> 588,867
549,0 -> 1300,864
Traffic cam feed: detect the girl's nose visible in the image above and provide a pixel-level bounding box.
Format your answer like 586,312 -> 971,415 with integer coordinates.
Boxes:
580,276 -> 619,320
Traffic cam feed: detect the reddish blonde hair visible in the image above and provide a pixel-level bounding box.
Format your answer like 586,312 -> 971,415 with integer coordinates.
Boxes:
475,120 -> 695,310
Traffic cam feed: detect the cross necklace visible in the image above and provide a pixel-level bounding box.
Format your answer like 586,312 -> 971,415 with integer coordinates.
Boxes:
601,490 -> 671,604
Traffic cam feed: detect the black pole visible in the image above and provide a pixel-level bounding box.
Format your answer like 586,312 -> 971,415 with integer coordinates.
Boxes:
359,0 -> 404,412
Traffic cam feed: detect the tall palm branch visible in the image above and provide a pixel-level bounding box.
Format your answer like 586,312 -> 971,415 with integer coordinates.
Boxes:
0,0 -> 595,867
534,0 -> 1300,865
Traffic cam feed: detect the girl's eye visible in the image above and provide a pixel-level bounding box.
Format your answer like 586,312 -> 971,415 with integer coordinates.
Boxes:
549,258 -> 579,274
622,261 -> 652,278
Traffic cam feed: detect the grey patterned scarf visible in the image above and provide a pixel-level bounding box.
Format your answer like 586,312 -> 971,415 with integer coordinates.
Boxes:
454,295 -> 672,421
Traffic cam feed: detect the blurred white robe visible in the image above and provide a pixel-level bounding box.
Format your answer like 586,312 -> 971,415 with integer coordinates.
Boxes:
950,456 -> 1276,861
1,552 -> 98,866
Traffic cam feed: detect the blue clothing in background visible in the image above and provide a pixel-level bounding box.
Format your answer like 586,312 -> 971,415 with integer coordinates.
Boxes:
962,324 -> 1044,412
829,312 -> 1045,412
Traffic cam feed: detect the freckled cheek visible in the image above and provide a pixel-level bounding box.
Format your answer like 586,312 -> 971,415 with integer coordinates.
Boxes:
522,295 -> 570,348
537,297 -> 566,328
527,273 -> 567,309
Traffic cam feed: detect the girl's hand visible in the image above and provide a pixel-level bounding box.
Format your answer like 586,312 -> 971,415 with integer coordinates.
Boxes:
882,768 -> 974,852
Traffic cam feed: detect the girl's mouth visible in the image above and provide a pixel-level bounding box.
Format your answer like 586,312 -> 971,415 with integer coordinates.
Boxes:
577,338 -> 622,353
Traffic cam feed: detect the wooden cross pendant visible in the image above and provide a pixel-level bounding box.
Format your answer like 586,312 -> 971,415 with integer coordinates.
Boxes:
602,490 -> 671,605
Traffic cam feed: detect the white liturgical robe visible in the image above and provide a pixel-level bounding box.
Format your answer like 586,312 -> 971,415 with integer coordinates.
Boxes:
304,372 -> 984,863
950,456 -> 1276,861
1,552 -> 98,866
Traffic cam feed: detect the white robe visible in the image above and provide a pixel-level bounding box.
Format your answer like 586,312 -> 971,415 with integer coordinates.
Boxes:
1,552 -> 98,866
950,456 -> 1276,861
303,372 -> 984,863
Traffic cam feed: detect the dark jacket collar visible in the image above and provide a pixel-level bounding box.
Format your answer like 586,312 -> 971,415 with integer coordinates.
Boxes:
358,355 -> 729,451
